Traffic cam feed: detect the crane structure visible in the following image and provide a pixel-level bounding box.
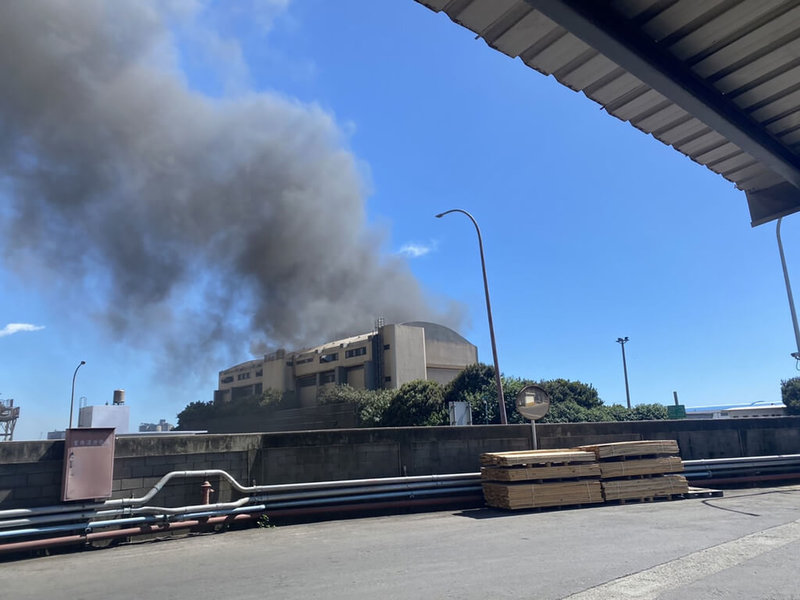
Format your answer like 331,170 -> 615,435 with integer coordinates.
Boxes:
0,398 -> 20,441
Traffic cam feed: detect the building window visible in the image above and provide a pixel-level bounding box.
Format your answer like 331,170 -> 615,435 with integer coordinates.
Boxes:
345,347 -> 367,358
297,375 -> 316,388
237,372 -> 250,381
320,371 -> 335,384
385,376 -> 392,382
383,344 -> 390,350
296,357 -> 313,365
320,352 -> 338,364
221,376 -> 234,384
255,369 -> 263,377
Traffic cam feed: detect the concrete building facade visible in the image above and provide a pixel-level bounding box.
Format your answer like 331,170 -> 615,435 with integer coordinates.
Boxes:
214,322 -> 478,407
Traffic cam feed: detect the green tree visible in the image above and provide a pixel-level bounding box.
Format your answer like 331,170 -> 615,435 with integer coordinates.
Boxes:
443,365 -> 609,424
176,401 -> 215,429
536,379 -> 602,409
318,384 -> 393,427
781,377 -> 800,414
602,404 -> 632,421
443,363 -> 497,423
175,388 -> 287,430
540,400 -> 590,424
382,380 -> 446,427
443,363 -> 528,424
627,403 -> 668,421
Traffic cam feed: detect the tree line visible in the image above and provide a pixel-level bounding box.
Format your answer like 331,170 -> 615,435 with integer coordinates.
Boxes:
177,363 -> 669,429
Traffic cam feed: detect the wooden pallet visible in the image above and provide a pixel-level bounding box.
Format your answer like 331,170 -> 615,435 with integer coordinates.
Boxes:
578,440 -> 680,459
480,449 -> 596,467
483,480 -> 604,510
601,474 -> 689,501
598,456 -> 683,479
481,463 -> 601,482
686,486 -> 724,498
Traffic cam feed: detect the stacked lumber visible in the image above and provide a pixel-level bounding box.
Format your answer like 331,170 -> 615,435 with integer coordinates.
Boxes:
602,474 -> 688,502
481,449 -> 597,467
481,463 -> 600,482
578,440 -> 688,502
480,449 -> 602,510
482,480 -> 604,510
597,456 -> 683,479
579,440 -> 680,459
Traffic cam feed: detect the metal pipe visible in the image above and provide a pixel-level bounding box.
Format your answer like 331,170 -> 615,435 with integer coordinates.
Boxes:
0,513 -> 259,555
253,478 -> 481,503
260,485 -> 481,510
777,217 -> 800,359
3,455 -> 800,555
0,504 -> 268,541
265,494 -> 484,519
2,477 -> 480,525
3,456 -> 799,554
0,471 -> 480,519
0,472 -> 483,542
436,209 -> 507,424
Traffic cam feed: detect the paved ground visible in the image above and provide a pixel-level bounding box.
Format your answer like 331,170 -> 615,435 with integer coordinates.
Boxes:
1,485 -> 799,599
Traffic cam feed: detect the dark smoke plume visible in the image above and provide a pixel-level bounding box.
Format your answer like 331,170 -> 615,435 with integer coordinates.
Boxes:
0,1 -> 462,366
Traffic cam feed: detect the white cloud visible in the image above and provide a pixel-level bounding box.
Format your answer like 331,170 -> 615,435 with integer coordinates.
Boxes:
398,242 -> 436,258
0,323 -> 45,338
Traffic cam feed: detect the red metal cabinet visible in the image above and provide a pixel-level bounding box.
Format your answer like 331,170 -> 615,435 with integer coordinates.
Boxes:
61,428 -> 116,501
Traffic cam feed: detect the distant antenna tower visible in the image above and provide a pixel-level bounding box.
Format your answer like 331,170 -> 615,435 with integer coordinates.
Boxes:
0,398 -> 20,442
374,317 -> 385,331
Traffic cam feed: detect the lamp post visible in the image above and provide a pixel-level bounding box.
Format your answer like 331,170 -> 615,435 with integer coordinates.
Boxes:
616,337 -> 631,409
69,361 -> 86,429
776,217 -> 800,360
436,209 -> 507,424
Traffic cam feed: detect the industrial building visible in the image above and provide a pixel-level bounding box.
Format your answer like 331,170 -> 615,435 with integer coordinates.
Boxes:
77,390 -> 130,434
214,322 -> 478,407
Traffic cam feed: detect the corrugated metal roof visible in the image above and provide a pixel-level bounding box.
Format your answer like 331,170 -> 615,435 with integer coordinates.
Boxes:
414,0 -> 800,225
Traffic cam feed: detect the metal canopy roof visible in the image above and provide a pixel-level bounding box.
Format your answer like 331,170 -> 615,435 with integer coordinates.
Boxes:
415,0 -> 800,226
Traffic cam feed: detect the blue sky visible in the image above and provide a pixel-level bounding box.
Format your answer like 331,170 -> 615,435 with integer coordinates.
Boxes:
1,0 -> 797,440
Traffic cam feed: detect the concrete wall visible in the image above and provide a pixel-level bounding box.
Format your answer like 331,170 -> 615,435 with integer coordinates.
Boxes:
1,417 -> 798,511
384,324 -> 427,389
258,425 -> 530,484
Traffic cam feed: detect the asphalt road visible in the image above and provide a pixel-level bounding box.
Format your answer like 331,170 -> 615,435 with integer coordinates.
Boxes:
2,485 -> 799,599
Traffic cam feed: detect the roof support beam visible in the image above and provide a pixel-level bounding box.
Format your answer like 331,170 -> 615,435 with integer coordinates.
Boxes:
524,0 -> 800,224
746,183 -> 800,227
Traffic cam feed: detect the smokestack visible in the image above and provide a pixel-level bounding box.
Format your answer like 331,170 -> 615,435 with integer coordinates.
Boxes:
0,1 -> 463,368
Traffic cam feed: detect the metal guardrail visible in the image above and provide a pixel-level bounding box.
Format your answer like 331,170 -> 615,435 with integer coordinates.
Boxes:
682,454 -> 800,484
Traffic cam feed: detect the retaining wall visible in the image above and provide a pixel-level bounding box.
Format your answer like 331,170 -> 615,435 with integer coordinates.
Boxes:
0,417 -> 798,510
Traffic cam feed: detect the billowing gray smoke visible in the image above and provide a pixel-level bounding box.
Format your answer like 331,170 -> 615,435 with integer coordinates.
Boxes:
0,1 -> 462,365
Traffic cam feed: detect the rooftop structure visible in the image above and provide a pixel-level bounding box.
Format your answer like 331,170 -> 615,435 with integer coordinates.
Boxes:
686,401 -> 787,419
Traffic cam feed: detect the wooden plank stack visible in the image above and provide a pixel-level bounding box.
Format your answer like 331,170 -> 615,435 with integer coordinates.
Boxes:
577,440 -> 689,502
480,450 -> 603,510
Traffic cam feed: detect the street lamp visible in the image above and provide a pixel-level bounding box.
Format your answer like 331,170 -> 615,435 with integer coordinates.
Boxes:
436,209 -> 507,424
69,360 -> 86,429
616,337 -> 631,409
776,217 -> 800,360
